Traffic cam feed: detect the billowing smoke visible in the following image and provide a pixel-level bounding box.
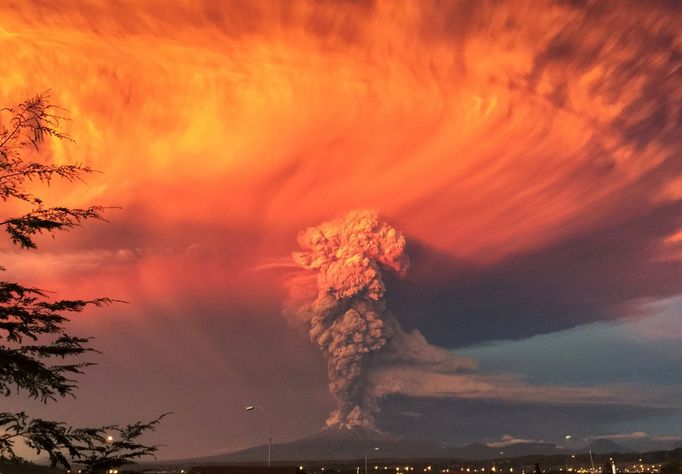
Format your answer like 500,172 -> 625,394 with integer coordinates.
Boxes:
288,209 -> 475,429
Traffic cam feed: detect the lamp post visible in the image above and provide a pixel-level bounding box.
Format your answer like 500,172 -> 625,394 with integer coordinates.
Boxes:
246,405 -> 271,467
365,447 -> 379,474
565,435 -> 595,474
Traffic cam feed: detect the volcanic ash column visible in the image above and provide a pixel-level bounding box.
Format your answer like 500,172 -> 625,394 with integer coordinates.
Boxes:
288,209 -> 409,429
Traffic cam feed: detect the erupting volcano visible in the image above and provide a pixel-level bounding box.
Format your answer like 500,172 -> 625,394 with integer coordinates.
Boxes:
287,209 -> 475,430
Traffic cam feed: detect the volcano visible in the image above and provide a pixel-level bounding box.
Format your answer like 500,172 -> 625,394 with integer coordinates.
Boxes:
167,426 -> 561,464
178,427 -> 446,463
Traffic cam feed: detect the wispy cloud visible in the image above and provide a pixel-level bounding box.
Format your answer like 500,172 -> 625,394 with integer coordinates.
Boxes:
487,435 -> 545,448
370,367 -> 682,409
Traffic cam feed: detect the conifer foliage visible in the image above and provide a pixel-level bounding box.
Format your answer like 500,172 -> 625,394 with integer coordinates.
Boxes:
0,93 -> 166,472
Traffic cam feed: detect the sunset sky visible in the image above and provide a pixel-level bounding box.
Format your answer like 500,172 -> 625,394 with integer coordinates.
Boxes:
1,0 -> 681,460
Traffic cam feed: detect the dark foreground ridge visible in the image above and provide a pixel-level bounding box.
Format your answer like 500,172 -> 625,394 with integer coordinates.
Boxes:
144,446 -> 682,474
8,445 -> 681,474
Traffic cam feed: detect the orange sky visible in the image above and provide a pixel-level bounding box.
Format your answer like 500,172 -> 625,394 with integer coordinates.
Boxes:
2,0 -> 679,271
1,0 -> 681,459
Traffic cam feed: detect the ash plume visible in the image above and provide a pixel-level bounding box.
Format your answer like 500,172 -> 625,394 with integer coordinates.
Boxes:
287,209 -> 475,429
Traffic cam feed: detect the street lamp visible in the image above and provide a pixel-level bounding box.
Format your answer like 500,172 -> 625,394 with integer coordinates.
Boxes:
565,435 -> 595,474
365,447 -> 379,474
246,405 -> 271,467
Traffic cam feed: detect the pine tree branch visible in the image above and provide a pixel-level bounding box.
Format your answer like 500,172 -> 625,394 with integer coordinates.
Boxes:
0,412 -> 171,472
0,93 -> 166,470
0,205 -> 106,249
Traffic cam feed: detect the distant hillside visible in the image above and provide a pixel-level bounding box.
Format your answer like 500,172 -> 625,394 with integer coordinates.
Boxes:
147,444 -> 682,472
156,428 -> 682,466
590,439 -> 633,454
170,427 -> 449,464
162,427 -> 563,464
0,460 -> 64,474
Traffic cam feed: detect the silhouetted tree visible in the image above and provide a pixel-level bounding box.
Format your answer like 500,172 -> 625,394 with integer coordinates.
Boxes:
0,93 -> 167,472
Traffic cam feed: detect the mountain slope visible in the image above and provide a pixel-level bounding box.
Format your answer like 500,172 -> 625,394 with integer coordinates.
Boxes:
589,439 -> 633,454
166,427 -> 563,464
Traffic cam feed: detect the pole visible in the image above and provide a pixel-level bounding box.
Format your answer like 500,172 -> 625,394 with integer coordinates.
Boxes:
365,447 -> 378,474
566,435 -> 595,474
247,405 -> 271,467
